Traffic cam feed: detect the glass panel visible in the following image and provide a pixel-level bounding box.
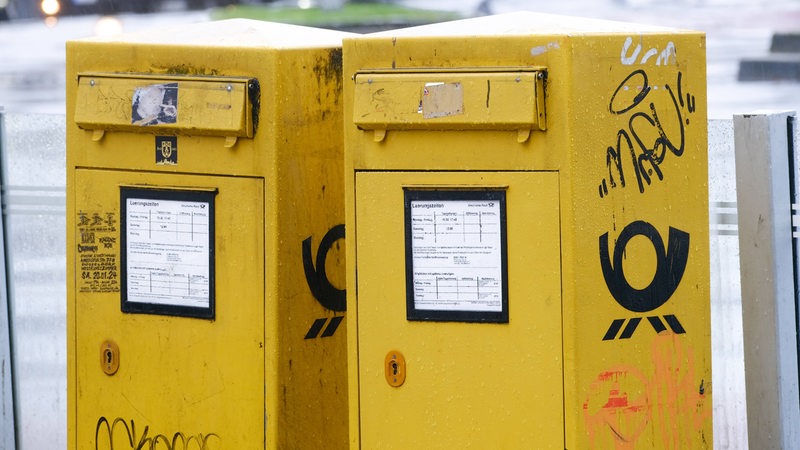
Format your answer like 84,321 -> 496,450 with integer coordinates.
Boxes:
0,115 -> 13,450
708,118 -> 748,448
1,112 -> 66,449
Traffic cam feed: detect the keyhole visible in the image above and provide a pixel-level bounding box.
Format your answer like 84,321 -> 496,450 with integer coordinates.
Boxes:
384,350 -> 405,387
100,340 -> 119,375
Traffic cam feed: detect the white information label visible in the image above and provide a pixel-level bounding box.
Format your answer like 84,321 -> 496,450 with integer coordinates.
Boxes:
410,199 -> 503,312
125,197 -> 210,308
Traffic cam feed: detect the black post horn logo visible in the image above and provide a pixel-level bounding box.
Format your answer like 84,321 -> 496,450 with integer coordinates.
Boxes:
302,224 -> 346,312
600,220 -> 689,312
599,220 -> 690,340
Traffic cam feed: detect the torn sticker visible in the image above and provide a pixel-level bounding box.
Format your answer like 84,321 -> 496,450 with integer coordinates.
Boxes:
421,82 -> 463,119
132,82 -> 178,126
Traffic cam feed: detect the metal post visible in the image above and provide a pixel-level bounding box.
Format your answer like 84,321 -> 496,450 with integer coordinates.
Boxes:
735,110 -> 800,450
0,110 -> 17,450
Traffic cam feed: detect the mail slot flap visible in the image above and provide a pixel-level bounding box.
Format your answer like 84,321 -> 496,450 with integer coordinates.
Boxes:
353,71 -> 546,136
74,73 -> 257,140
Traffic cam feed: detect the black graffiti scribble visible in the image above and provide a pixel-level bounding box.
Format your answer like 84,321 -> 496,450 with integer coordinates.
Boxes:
599,220 -> 689,313
95,417 -> 220,450
302,224 -> 346,312
599,71 -> 696,198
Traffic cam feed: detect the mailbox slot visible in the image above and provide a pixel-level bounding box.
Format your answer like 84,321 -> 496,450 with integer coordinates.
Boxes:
74,73 -> 258,146
353,70 -> 546,142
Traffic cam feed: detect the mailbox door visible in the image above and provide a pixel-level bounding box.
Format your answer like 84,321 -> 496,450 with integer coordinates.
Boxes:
73,169 -> 264,448
354,171 -> 563,448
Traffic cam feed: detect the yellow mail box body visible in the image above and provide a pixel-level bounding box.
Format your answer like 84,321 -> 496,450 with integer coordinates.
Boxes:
343,12 -> 710,449
66,19 -> 353,449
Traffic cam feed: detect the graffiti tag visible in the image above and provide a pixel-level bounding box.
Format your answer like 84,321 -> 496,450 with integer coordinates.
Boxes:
95,417 -> 220,450
584,332 -> 710,449
620,36 -> 677,66
599,70 -> 696,198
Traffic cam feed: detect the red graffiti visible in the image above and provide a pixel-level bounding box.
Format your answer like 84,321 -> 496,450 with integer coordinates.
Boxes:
584,367 -> 650,449
583,332 -> 711,449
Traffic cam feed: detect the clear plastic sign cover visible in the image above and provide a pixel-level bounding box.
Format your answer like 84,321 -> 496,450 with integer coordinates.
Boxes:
404,189 -> 508,322
120,187 -> 216,319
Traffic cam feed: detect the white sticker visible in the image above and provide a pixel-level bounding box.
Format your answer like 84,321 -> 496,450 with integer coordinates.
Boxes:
410,199 -> 503,312
125,197 -> 210,309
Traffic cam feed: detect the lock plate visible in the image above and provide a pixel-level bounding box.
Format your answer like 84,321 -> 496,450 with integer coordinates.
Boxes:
385,350 -> 406,387
101,340 -> 120,376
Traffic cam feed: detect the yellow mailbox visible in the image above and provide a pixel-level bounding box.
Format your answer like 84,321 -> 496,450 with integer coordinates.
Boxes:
66,19 -> 353,449
343,12 -> 710,449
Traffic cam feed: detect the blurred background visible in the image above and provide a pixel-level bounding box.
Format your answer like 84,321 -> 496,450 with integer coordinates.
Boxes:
0,0 -> 253,17
1,0 -> 800,117
0,1 -> 798,449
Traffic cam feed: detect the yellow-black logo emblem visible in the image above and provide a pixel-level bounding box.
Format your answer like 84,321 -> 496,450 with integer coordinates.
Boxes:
155,136 -> 177,165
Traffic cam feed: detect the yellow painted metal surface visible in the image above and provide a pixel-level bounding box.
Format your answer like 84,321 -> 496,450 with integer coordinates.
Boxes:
74,74 -> 255,139
355,171 -> 563,448
352,71 -> 546,136
344,12 -> 710,449
74,170 -> 265,448
67,19 -> 354,449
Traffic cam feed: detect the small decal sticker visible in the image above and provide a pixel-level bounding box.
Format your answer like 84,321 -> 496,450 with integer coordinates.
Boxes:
155,136 -> 177,165
77,211 -> 119,293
